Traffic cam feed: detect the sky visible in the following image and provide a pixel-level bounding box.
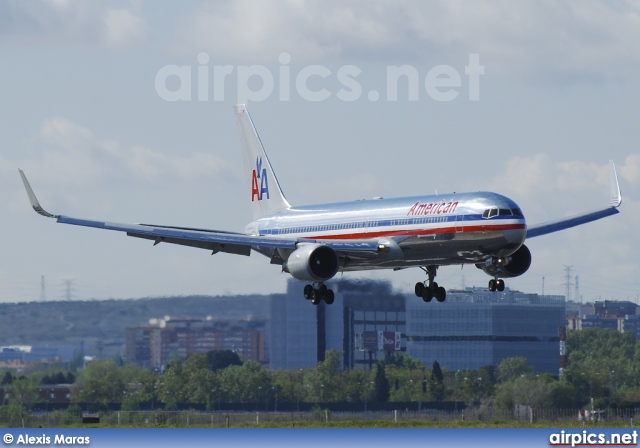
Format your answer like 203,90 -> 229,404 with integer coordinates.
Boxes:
0,0 -> 639,303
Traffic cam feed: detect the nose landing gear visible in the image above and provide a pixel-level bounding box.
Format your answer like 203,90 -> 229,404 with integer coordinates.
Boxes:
488,278 -> 505,292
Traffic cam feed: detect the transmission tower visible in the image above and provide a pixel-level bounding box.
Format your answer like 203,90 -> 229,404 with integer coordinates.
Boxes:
61,279 -> 77,301
563,265 -> 573,301
39,275 -> 46,301
575,275 -> 580,303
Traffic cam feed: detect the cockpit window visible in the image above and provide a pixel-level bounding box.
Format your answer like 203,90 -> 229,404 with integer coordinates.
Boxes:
483,207 -> 516,218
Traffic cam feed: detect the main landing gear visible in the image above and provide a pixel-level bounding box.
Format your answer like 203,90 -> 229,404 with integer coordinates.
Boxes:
488,278 -> 505,292
303,283 -> 335,305
414,266 -> 446,303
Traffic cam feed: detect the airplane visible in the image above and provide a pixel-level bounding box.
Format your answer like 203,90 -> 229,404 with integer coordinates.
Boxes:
19,104 -> 622,305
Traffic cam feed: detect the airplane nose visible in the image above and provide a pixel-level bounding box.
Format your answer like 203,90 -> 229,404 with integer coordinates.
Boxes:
504,228 -> 526,246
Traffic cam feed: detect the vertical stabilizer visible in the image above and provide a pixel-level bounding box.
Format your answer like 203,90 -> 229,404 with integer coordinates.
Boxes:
236,104 -> 291,219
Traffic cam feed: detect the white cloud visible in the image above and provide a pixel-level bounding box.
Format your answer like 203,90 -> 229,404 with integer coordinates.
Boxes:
619,154 -> 640,185
171,0 -> 640,81
30,116 -> 229,187
476,154 -> 639,299
102,8 -> 147,48
489,154 -> 607,197
0,0 -> 147,48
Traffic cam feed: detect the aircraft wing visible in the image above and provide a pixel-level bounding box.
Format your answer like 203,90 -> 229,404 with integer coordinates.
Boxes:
19,170 -> 380,256
526,160 -> 622,239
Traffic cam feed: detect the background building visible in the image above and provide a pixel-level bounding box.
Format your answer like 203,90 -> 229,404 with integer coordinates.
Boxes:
406,288 -> 566,373
272,281 -> 566,374
269,280 -> 406,370
566,300 -> 639,338
0,344 -> 82,370
126,317 -> 266,368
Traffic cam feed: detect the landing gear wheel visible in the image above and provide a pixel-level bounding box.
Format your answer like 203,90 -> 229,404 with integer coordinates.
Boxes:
496,279 -> 505,292
488,279 -> 496,292
304,283 -> 334,305
417,265 -> 446,303
324,290 -> 335,305
303,284 -> 313,300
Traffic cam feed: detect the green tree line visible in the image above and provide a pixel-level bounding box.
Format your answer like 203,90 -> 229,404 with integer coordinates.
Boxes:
2,328 -> 640,411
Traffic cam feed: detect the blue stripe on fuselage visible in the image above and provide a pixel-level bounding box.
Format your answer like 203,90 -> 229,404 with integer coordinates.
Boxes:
258,214 -> 521,237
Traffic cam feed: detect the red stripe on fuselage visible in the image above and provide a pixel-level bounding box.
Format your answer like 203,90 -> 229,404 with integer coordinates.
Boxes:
303,223 -> 526,241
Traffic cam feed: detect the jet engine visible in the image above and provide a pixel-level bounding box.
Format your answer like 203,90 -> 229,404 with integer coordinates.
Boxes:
282,244 -> 340,282
476,244 -> 531,278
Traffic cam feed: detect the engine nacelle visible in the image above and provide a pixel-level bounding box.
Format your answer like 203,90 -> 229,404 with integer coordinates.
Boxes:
282,244 -> 340,282
476,244 -> 532,278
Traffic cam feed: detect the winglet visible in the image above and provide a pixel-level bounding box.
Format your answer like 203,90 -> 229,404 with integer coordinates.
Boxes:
18,169 -> 58,218
609,160 -> 622,207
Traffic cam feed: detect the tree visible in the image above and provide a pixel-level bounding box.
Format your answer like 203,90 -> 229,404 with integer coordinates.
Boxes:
497,357 -> 534,383
157,359 -> 188,409
217,361 -> 271,404
428,361 -> 445,401
118,364 -> 158,411
6,377 -> 39,408
0,403 -> 28,427
494,376 -> 552,410
1,371 -> 14,385
384,364 -> 424,402
381,352 -> 425,370
373,363 -> 390,402
457,368 -> 494,404
71,360 -> 127,410
68,351 -> 84,373
183,354 -> 217,407
206,350 -> 243,372
302,350 -> 346,403
549,380 -> 578,408
563,328 -> 640,406
335,368 -> 365,403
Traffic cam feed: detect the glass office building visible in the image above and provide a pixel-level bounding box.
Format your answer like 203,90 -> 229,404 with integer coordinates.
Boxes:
406,288 -> 565,373
269,280 -> 405,370
271,281 -> 565,374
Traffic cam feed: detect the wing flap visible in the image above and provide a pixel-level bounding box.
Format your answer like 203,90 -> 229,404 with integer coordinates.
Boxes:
56,215 -> 298,250
126,232 -> 252,256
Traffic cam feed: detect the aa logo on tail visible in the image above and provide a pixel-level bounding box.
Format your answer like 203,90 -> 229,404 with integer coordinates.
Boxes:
251,156 -> 270,201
